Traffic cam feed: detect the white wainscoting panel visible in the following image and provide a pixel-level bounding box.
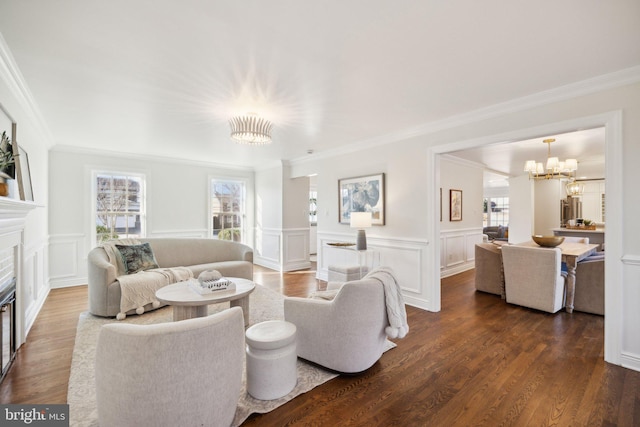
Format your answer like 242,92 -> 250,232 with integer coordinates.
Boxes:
49,234 -> 87,288
317,232 -> 432,311
282,228 -> 310,271
254,228 -> 282,271
22,239 -> 49,338
621,255 -> 640,372
440,228 -> 484,278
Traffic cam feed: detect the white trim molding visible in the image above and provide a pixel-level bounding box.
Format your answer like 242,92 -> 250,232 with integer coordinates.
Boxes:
282,228 -> 311,272
620,253 -> 640,372
254,227 -> 311,272
254,227 -> 282,271
49,233 -> 87,289
440,228 -> 484,278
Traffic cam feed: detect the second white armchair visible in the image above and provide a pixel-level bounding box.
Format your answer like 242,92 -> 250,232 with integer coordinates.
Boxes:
284,277 -> 389,373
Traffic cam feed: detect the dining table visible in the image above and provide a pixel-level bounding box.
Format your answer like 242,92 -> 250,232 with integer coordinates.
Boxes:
514,240 -> 599,313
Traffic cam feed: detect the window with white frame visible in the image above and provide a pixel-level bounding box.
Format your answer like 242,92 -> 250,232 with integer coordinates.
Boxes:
94,172 -> 145,245
483,197 -> 509,227
211,179 -> 245,242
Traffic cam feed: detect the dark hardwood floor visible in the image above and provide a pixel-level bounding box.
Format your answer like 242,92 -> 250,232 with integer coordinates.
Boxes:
2,265 -> 639,426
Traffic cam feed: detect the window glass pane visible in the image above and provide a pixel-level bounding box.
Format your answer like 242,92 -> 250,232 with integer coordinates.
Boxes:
484,196 -> 509,227
211,180 -> 245,242
95,173 -> 145,245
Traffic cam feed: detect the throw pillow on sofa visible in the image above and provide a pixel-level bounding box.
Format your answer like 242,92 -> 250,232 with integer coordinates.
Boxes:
115,243 -> 159,274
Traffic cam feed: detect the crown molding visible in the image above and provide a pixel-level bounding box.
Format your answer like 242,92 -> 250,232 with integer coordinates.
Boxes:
440,154 -> 485,170
0,32 -> 55,147
290,65 -> 640,166
51,144 -> 254,172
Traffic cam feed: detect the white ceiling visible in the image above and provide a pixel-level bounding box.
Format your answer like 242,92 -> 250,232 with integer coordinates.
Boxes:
449,126 -> 607,187
0,1 -> 639,169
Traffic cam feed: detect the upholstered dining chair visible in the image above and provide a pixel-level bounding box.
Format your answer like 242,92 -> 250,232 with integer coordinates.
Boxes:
95,307 -> 245,427
284,276 -> 389,373
573,255 -> 605,315
474,243 -> 505,298
501,245 -> 567,313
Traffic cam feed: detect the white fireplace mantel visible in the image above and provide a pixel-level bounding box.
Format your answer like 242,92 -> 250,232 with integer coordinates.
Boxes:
0,197 -> 38,219
0,197 -> 38,347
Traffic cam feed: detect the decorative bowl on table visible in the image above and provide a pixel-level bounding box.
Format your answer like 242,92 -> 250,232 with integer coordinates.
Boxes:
327,242 -> 355,247
532,235 -> 565,248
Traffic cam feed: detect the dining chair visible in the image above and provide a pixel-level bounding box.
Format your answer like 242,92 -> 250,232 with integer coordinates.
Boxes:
501,245 -> 567,313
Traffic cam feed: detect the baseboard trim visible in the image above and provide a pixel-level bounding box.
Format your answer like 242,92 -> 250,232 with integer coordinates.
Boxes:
621,352 -> 640,373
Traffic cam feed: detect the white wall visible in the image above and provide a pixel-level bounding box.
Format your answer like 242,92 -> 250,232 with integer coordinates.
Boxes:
290,137 -> 432,310
508,175 -> 534,244
253,163 -> 311,271
0,43 -> 51,339
48,148 -> 255,288
281,166 -> 311,271
533,179 -> 563,235
254,165 -> 282,270
439,156 -> 484,277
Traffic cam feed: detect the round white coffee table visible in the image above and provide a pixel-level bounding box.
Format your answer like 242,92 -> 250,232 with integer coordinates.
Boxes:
155,277 -> 255,324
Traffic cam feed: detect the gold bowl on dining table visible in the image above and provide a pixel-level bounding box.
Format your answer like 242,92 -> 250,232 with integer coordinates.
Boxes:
532,235 -> 565,248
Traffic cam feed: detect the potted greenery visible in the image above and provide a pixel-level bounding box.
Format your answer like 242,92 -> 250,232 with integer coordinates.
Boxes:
0,131 -> 15,196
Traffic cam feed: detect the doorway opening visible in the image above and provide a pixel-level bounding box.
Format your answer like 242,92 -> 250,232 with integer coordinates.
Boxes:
429,111 -> 623,366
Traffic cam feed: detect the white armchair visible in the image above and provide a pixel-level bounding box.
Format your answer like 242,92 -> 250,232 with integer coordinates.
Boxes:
95,307 -> 245,427
501,245 -> 567,313
284,277 -> 388,373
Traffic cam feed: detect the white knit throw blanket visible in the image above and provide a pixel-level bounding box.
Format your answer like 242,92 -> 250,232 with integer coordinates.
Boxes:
117,267 -> 193,320
99,239 -> 194,319
366,267 -> 409,339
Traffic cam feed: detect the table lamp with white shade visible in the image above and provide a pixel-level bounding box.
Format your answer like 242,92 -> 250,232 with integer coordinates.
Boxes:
350,212 -> 372,250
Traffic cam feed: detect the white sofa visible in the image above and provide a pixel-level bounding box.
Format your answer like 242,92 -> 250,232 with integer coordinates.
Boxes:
88,238 -> 253,317
95,307 -> 245,427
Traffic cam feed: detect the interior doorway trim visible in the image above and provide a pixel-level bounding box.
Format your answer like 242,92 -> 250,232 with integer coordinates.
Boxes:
427,110 -> 623,366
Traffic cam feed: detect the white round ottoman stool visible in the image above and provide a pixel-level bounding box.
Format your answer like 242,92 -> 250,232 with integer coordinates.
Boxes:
245,320 -> 297,400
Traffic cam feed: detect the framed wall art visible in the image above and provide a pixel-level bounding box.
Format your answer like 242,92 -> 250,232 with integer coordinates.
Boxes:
338,173 -> 385,225
16,144 -> 33,201
450,189 -> 462,221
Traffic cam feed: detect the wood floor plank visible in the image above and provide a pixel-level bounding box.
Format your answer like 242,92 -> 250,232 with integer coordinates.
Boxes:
1,265 -> 640,426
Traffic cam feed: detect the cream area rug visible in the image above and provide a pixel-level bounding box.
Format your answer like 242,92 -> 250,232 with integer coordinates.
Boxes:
67,284 -> 396,426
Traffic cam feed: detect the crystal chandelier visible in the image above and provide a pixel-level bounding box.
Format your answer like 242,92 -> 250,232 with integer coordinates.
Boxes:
524,138 -> 578,180
229,113 -> 272,145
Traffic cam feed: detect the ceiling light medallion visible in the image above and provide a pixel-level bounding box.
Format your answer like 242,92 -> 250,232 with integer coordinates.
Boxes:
524,138 -> 578,180
229,113 -> 272,145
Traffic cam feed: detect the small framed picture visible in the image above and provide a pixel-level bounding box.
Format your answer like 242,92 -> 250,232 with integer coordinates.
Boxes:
450,189 -> 462,221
